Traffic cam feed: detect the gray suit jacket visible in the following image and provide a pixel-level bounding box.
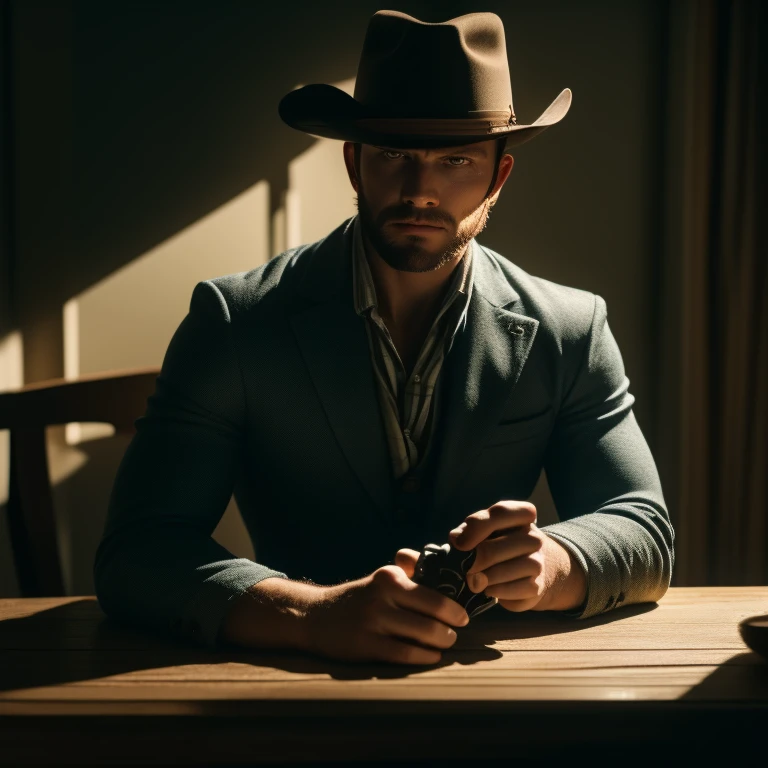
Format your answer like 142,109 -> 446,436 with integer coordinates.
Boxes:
94,217 -> 675,648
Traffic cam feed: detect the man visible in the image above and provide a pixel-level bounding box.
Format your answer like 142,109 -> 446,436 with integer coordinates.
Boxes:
94,10 -> 674,666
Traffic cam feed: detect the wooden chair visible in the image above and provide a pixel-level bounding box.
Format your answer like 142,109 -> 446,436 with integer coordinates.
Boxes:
0,368 -> 160,597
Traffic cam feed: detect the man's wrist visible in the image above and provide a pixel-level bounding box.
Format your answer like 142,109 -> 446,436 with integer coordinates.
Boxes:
535,536 -> 588,612
218,577 -> 325,651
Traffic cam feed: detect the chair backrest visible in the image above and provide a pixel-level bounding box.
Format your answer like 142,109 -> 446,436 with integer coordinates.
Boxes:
0,368 -> 160,597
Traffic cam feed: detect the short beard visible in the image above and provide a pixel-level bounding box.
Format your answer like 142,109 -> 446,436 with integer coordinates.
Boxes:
355,188 -> 494,273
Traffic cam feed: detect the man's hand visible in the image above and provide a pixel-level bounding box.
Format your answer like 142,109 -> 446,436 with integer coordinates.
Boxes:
304,561 -> 470,666
446,500 -> 587,613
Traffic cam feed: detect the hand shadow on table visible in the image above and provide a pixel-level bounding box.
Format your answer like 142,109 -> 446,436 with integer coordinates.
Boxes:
0,598 -> 658,690
320,601 -> 661,680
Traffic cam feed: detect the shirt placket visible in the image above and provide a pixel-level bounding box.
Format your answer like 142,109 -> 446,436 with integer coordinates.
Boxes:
353,219 -> 475,483
368,309 -> 420,469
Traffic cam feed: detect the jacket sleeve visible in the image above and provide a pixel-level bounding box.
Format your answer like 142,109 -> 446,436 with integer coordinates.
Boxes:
539,294 -> 675,619
93,280 -> 288,649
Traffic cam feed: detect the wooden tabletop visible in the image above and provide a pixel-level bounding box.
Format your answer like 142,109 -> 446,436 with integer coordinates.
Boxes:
1,587 -> 766,766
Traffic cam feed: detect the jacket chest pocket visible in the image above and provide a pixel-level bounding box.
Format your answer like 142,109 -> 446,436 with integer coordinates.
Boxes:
484,408 -> 553,448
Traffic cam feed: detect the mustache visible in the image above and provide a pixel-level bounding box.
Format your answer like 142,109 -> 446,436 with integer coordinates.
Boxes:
379,206 -> 454,228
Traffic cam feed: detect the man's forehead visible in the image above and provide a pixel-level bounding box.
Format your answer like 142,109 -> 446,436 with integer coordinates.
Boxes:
366,142 -> 494,156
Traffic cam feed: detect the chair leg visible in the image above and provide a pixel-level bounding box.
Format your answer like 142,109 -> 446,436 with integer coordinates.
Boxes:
7,428 -> 66,597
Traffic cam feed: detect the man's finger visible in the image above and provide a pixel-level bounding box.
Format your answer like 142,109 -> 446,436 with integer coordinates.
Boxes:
394,580 -> 471,628
498,596 -> 542,614
449,501 -> 537,551
379,603 -> 459,651
473,557 -> 536,589
395,548 -> 421,579
486,576 -> 538,601
465,529 -> 542,575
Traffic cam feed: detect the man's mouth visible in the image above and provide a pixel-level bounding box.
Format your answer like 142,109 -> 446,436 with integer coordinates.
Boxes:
390,220 -> 445,230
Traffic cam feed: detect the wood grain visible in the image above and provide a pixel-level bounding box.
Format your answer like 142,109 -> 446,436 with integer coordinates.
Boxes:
0,588 -> 766,764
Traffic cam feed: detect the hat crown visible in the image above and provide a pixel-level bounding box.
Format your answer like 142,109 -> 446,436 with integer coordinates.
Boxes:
353,11 -> 514,119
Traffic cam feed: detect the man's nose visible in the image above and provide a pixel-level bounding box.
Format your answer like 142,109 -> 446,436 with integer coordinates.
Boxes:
400,162 -> 439,208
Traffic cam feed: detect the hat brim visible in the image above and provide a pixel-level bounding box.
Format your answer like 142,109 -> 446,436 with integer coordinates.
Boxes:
278,85 -> 572,149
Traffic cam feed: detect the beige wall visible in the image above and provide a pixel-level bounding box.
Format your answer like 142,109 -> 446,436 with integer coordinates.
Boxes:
55,86 -> 359,595
0,334 -> 24,596
1,0 -> 667,596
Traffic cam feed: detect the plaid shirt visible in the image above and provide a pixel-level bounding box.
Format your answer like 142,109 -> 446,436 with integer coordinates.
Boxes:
351,216 -> 474,480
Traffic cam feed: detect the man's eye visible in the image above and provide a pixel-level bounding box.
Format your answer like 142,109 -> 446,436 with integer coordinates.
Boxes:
383,151 -> 404,160
446,156 -> 469,166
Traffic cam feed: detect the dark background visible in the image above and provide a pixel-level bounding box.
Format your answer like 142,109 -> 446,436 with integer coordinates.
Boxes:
1,0 -> 763,595
1,0 -> 670,421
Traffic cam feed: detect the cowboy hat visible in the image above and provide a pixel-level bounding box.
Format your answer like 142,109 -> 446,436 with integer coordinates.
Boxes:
278,10 -> 571,149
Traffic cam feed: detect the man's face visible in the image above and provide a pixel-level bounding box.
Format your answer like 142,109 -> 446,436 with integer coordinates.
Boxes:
343,140 -> 513,273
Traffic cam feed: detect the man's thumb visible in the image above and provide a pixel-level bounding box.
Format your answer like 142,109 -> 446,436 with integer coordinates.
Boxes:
394,548 -> 421,579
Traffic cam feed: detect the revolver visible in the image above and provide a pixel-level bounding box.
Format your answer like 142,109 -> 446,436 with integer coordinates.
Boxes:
411,542 -> 498,620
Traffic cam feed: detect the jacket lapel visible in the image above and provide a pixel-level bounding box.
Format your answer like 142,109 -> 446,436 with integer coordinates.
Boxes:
287,223 -> 539,522
433,242 -> 539,512
289,219 -> 394,521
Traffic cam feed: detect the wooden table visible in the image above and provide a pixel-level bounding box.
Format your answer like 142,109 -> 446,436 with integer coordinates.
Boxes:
1,587 -> 766,766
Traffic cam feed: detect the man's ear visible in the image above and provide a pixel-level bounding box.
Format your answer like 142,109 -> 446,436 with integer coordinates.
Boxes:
488,153 -> 514,204
342,142 -> 360,193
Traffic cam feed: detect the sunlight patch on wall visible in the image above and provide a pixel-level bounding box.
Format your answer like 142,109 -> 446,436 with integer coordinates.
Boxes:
271,189 -> 303,257
0,331 -> 24,507
0,331 -> 24,393
272,78 -> 358,253
63,180 -> 270,444
56,83 -> 358,574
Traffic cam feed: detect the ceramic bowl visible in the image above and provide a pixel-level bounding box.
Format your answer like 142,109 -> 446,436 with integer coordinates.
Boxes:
738,614 -> 768,660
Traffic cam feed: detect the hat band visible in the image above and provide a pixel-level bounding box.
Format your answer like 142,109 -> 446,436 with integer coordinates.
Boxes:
355,115 -> 517,136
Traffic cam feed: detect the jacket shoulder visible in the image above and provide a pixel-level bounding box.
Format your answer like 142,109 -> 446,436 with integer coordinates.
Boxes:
198,218 -> 352,321
479,244 -> 599,345
202,245 -> 308,320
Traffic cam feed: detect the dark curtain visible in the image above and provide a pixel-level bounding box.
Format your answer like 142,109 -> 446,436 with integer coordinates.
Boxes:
663,0 -> 767,585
